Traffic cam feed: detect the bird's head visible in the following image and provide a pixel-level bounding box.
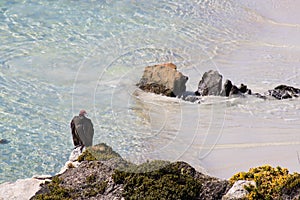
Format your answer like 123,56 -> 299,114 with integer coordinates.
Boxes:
79,109 -> 87,117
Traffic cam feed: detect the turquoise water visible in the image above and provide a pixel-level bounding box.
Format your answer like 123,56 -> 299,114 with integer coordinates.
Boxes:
1,0 -> 300,183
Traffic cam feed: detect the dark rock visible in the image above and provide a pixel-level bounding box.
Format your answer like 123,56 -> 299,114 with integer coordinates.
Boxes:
239,84 -> 247,93
268,85 -> 300,100
221,80 -> 252,97
137,63 -> 188,97
247,89 -> 252,95
0,139 -> 9,144
221,79 -> 233,97
139,82 -> 175,97
195,70 -> 223,96
281,173 -> 300,200
229,85 -> 240,96
193,168 -> 230,200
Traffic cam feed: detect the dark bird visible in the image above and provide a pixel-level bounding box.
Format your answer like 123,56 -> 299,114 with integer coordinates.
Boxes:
70,110 -> 94,148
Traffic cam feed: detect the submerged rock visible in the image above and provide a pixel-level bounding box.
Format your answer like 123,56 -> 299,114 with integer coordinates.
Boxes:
137,63 -> 188,97
0,139 -> 9,144
195,70 -> 223,96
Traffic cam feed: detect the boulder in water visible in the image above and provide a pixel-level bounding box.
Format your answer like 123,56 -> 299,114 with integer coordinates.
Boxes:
195,70 -> 223,96
268,85 -> 300,100
137,63 -> 188,97
220,80 -> 251,97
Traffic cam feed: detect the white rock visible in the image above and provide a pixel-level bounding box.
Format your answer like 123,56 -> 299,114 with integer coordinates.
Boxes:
222,180 -> 256,200
196,70 -> 223,96
69,146 -> 85,162
0,178 -> 47,200
58,146 -> 85,174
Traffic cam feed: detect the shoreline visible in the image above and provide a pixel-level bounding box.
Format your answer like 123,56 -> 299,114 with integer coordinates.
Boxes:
1,143 -> 300,200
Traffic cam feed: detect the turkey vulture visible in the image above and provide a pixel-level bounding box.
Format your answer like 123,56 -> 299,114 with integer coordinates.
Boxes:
70,110 -> 94,147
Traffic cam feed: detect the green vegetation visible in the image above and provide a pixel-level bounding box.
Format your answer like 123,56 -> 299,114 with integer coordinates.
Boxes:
112,160 -> 202,200
77,143 -> 121,162
32,174 -> 108,200
230,165 -> 300,200
32,176 -> 73,200
83,176 -> 108,198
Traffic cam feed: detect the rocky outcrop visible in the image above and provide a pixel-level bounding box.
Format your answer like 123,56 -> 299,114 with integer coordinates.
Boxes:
220,80 -> 252,97
137,65 -> 300,101
32,161 -> 124,200
268,85 -> 300,100
58,146 -> 85,175
193,71 -> 299,100
3,143 -> 300,199
195,70 -> 223,96
31,143 -> 230,200
0,176 -> 51,200
137,63 -> 188,97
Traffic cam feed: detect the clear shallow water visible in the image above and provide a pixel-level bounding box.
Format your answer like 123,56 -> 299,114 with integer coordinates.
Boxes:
0,0 -> 300,183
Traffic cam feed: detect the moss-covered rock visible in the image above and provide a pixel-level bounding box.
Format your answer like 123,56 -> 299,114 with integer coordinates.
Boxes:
77,143 -> 121,162
230,165 -> 300,200
113,161 -> 202,200
112,160 -> 229,200
31,176 -> 74,200
31,143 -> 229,200
31,161 -> 119,200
